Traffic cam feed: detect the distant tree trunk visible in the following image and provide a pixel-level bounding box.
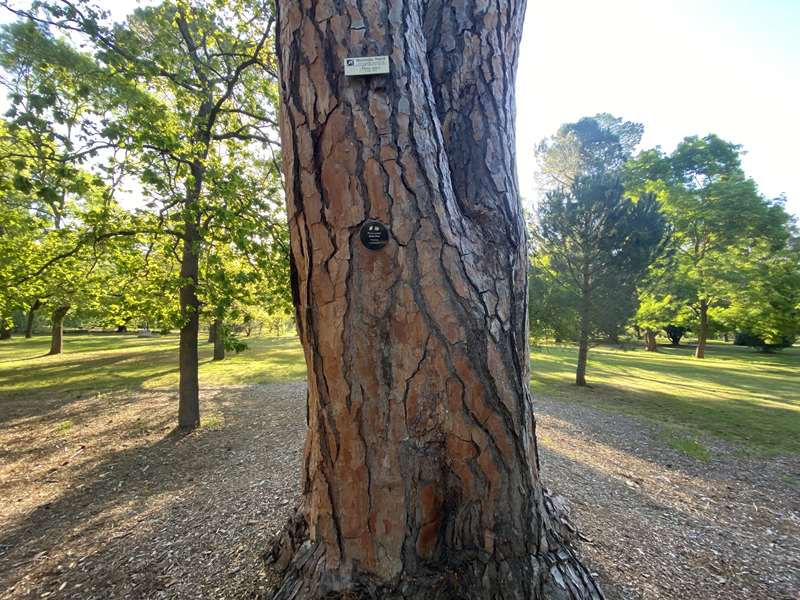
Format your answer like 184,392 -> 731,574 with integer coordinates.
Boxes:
576,267 -> 591,386
644,328 -> 657,352
268,2 -> 603,598
208,321 -> 216,343
694,299 -> 708,359
0,325 -> 11,340
48,306 -> 69,355
116,324 -> 128,333
25,299 -> 41,338
213,318 -> 225,361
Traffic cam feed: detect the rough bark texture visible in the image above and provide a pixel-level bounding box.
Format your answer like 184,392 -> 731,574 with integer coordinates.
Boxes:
178,209 -> 201,430
48,305 -> 69,356
213,318 -> 225,361
644,329 -> 657,352
270,1 -> 602,598
25,299 -> 40,338
694,300 -> 708,359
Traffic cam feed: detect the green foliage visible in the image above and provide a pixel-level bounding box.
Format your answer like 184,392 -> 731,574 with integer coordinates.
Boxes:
532,174 -> 666,342
0,1 -> 291,362
626,134 -> 799,351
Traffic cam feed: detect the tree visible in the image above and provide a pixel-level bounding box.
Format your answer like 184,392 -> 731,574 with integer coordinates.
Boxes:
717,236 -> 800,351
533,175 -> 665,385
267,2 -> 602,598
0,20 -> 128,353
4,0 -> 283,428
626,135 -> 790,358
535,113 -> 643,188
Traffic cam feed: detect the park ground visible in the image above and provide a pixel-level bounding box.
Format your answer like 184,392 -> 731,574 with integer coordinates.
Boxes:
0,335 -> 798,599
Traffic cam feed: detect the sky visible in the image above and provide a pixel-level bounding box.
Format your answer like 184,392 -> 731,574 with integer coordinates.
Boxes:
516,0 -> 800,216
1,0 -> 798,216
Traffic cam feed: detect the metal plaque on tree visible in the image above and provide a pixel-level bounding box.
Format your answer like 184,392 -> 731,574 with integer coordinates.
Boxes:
344,56 -> 390,77
360,220 -> 389,251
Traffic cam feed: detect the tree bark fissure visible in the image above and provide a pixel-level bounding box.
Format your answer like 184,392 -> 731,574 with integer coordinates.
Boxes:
270,2 -> 602,598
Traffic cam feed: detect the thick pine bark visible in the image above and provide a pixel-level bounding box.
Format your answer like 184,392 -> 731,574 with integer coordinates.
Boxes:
213,318 -> 225,361
270,1 -> 602,598
694,299 -> 708,359
644,329 -> 657,352
48,306 -> 69,356
25,299 -> 40,338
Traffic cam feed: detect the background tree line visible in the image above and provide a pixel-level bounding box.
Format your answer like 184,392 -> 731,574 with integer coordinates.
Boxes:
529,114 -> 800,384
0,0 -> 292,429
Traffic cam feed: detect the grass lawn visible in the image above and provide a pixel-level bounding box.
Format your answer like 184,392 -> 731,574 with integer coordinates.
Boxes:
532,342 -> 800,454
1,334 -> 798,454
0,333 -> 306,399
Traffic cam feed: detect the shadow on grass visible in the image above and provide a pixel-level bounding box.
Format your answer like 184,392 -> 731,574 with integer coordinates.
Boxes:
531,344 -> 800,454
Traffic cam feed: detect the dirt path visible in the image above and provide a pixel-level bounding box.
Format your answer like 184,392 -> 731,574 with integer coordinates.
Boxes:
1,383 -> 798,599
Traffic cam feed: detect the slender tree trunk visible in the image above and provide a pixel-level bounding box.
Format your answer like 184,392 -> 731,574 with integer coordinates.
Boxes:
48,306 -> 69,355
644,329 -> 657,352
576,271 -> 591,387
213,317 -> 225,361
208,321 -> 216,343
116,324 -> 128,333
0,325 -> 11,340
268,2 -> 602,598
178,202 -> 202,430
576,330 -> 589,386
25,299 -> 40,338
694,299 -> 708,359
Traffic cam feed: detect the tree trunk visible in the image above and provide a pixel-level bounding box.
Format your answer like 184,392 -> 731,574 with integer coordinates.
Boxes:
576,272 -> 591,387
694,299 -> 708,359
213,318 -> 225,361
25,299 -> 40,338
576,336 -> 589,387
178,210 -> 202,430
116,324 -> 128,333
0,325 -> 11,340
644,329 -> 657,352
269,2 -> 602,598
48,306 -> 69,355
208,321 -> 216,343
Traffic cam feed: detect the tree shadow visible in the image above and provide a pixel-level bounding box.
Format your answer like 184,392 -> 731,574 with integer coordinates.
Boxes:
536,441 -> 799,600
0,383 -> 306,599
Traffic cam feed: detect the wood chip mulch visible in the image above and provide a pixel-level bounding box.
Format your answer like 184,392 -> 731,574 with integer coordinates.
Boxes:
1,382 -> 798,599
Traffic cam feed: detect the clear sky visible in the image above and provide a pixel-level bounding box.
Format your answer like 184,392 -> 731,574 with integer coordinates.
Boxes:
516,0 -> 800,216
2,1 -> 798,216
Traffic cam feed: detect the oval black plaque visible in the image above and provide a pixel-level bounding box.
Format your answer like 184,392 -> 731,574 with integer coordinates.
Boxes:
360,219 -> 389,251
